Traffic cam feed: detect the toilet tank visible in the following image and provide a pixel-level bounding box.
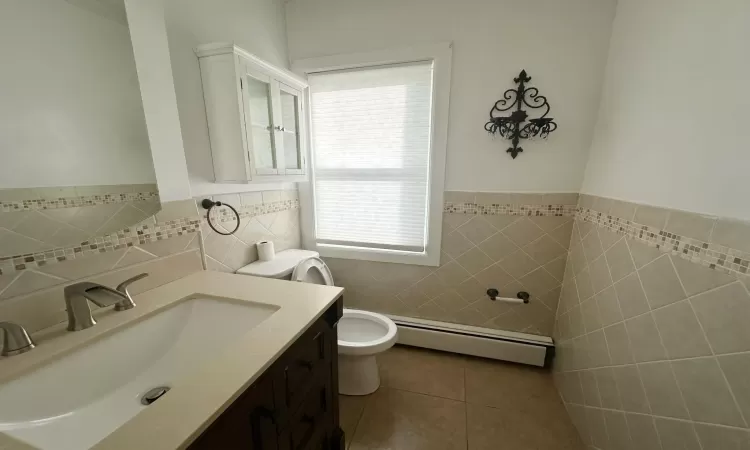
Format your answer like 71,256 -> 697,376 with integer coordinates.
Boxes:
235,249 -> 320,279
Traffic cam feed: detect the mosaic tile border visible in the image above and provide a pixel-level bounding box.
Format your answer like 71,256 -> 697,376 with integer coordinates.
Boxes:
210,199 -> 300,222
444,202 -> 577,217
0,191 -> 160,213
0,199 -> 300,275
578,206 -> 750,277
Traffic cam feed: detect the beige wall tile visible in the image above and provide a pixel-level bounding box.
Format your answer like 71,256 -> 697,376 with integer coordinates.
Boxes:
670,255 -> 737,297
114,247 -> 156,268
544,193 -> 579,205
569,240 -> 587,276
261,190 -> 282,204
612,365 -> 648,413
444,191 -> 475,203
457,216 -> 498,245
652,300 -> 712,359
441,229 -> 474,259
568,305 -> 585,338
576,267 -> 595,301
528,216 -> 570,233
595,367 -> 622,410
596,286 -> 623,327
543,256 -> 567,282
597,227 -> 622,252
691,282 -> 750,354
557,371 -> 584,404
37,250 -> 126,280
639,362 -> 690,419
502,218 -> 545,248
588,255 -> 614,294
497,249 -> 539,279
587,329 -> 611,367
604,323 -> 635,365
693,423 -> 750,450
603,410 -> 632,450
666,210 -> 717,242
625,314 -> 667,362
581,229 -> 605,263
718,353 -> 750,425
547,221 -> 575,249
474,192 -> 511,205
240,192 -> 263,206
155,199 -> 197,222
473,263 -> 515,290
609,200 -> 637,221
634,204 -> 669,228
627,239 -> 664,269
654,417 -> 702,450
711,218 -> 750,253
523,235 -> 567,266
483,215 -> 519,231
638,256 -> 687,309
479,232 -> 518,261
578,194 -> 596,210
581,298 -> 601,333
585,406 -> 608,448
0,270 -> 65,300
518,267 -> 559,297
625,413 -> 661,450
672,358 -> 745,427
614,272 -> 650,319
605,239 -> 636,283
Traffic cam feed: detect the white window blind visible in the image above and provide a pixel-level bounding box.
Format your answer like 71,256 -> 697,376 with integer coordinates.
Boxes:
309,62 -> 434,253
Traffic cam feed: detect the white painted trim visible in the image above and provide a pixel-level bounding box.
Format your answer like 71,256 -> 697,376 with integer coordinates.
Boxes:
195,43 -> 308,90
295,43 -> 452,267
388,315 -> 550,367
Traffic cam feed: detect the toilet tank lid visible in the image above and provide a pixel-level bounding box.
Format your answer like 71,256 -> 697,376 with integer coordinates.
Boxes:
236,249 -> 320,278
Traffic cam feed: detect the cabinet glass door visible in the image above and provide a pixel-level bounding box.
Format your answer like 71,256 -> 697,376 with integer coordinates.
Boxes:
243,69 -> 279,175
278,84 -> 305,175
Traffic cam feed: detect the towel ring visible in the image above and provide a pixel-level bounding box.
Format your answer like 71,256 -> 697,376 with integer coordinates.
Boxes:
201,199 -> 240,236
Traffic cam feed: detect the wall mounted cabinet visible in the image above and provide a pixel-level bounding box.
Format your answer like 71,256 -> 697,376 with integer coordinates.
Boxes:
196,43 -> 308,183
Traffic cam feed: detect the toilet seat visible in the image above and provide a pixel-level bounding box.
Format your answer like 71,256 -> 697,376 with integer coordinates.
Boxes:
291,257 -> 334,286
337,309 -> 398,356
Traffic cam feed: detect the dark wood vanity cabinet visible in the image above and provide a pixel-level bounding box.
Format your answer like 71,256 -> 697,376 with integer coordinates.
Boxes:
189,298 -> 344,450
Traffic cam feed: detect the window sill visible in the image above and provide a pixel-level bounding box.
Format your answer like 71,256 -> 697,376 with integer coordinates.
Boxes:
315,243 -> 440,267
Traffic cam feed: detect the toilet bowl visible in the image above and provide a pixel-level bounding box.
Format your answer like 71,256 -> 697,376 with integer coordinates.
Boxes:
236,249 -> 398,396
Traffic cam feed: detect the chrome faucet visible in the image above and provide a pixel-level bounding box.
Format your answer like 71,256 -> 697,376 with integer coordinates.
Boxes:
64,273 -> 149,331
0,322 -> 35,357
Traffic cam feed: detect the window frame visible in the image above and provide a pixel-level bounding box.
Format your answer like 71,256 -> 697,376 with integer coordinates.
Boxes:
293,43 -> 452,267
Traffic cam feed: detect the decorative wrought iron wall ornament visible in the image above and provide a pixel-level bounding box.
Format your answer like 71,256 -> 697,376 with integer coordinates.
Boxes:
484,70 -> 557,159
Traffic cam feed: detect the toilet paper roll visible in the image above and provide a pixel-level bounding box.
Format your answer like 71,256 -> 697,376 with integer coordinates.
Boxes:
256,241 -> 275,261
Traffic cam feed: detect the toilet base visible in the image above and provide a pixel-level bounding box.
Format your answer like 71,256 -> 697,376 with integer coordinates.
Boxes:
338,354 -> 381,396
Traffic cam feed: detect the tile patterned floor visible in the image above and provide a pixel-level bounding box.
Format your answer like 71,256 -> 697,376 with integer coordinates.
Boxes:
339,345 -> 583,450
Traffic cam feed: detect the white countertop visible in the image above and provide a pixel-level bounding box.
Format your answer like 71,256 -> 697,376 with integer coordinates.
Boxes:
0,271 -> 344,450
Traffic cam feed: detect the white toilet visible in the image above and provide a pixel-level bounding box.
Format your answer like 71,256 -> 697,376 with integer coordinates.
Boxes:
236,249 -> 398,396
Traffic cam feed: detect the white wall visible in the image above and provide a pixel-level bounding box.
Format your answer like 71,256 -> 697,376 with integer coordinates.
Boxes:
164,0 -> 292,198
124,0 -> 192,202
0,0 -> 156,188
581,0 -> 750,220
285,0 -> 616,193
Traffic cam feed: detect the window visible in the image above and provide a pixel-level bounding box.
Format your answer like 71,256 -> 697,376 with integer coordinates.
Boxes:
295,44 -> 452,266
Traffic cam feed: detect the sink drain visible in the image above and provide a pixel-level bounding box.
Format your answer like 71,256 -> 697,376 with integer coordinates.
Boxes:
141,386 -> 171,405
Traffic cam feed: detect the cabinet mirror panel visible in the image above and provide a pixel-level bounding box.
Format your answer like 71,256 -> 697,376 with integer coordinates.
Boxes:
280,88 -> 302,171
0,0 -> 160,258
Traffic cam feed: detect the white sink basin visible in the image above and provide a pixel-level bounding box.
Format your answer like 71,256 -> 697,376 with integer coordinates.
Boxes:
0,297 -> 279,450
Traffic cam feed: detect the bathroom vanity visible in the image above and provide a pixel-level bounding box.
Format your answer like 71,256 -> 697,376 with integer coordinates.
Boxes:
0,272 -> 345,450
189,300 -> 343,450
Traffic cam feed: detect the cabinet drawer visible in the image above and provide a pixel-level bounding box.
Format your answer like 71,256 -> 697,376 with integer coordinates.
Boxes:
278,372 -> 332,450
273,320 -> 332,421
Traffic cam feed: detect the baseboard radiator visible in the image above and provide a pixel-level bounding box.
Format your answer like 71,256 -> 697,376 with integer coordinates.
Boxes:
386,315 -> 555,368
